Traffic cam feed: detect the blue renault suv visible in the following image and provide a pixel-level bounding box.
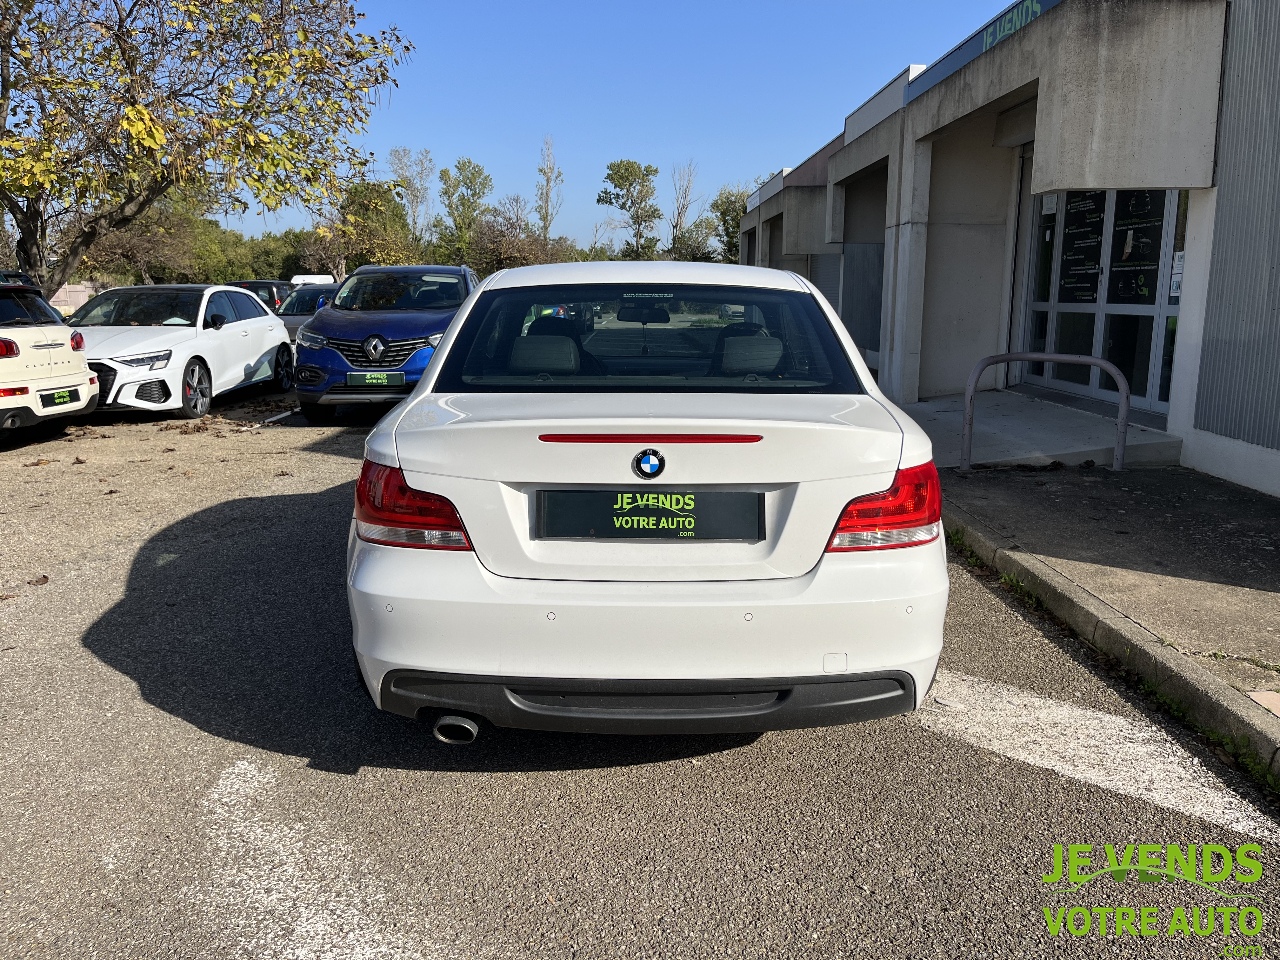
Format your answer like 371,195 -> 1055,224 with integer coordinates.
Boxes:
294,265 -> 477,423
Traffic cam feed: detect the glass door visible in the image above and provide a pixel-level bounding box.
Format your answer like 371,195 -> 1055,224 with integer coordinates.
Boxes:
1021,188 -> 1187,412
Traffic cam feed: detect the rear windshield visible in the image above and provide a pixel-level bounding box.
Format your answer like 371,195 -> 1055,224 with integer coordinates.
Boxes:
0,290 -> 62,325
333,272 -> 466,311
433,283 -> 862,394
68,289 -> 202,327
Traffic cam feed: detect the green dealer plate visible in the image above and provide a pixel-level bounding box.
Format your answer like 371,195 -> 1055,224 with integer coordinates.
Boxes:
536,490 -> 763,542
346,372 -> 405,387
40,388 -> 79,408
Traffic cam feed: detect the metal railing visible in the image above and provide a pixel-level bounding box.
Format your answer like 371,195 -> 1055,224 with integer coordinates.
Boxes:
959,353 -> 1131,472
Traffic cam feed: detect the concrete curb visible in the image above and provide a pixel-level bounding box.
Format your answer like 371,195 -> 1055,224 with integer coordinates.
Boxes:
942,500 -> 1280,788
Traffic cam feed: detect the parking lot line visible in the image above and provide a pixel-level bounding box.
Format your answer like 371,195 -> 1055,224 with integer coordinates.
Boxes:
922,669 -> 1280,840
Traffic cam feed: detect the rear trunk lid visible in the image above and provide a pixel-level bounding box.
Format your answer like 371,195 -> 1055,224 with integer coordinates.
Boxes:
393,393 -> 905,582
0,325 -> 55,384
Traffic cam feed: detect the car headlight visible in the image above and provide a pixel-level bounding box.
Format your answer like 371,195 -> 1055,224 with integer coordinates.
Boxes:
297,327 -> 328,349
115,350 -> 171,370
427,332 -> 444,348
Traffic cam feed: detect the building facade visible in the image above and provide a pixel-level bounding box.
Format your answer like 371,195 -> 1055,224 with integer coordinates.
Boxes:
740,0 -> 1280,496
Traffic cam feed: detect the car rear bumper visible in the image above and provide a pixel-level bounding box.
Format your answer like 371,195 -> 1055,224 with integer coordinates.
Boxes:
1,382 -> 99,428
348,530 -> 947,731
379,669 -> 918,734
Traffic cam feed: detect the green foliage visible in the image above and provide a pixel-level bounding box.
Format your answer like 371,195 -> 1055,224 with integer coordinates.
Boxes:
434,158 -> 493,266
0,0 -> 412,294
709,183 -> 753,264
79,210 -> 332,287
596,160 -> 661,260
338,180 -> 416,270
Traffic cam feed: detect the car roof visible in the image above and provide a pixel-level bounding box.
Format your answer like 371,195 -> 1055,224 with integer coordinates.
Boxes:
99,284 -> 216,291
0,283 -> 46,295
351,264 -> 467,276
231,279 -> 287,284
484,261 -> 808,291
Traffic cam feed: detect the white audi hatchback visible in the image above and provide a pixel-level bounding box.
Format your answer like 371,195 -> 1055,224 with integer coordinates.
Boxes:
348,262 -> 947,742
68,285 -> 294,418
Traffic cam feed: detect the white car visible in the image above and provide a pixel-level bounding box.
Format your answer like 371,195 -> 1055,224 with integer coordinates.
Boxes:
67,285 -> 294,418
348,262 -> 947,743
0,283 -> 98,439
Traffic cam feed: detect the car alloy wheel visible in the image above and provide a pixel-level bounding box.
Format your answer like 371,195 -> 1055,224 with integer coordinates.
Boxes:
180,360 -> 211,419
273,344 -> 295,392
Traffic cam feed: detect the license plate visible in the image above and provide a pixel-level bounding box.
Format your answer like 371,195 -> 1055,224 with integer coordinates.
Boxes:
40,388 -> 79,408
536,490 -> 763,542
346,372 -> 405,387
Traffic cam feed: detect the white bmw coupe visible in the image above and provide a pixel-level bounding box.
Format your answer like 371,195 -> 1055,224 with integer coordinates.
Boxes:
67,284 -> 294,418
348,262 -> 947,743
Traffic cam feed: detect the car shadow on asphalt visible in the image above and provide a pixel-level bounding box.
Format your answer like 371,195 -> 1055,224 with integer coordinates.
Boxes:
80,481 -> 758,774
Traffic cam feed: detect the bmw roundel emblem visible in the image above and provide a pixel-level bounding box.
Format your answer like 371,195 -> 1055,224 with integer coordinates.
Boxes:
632,448 -> 665,480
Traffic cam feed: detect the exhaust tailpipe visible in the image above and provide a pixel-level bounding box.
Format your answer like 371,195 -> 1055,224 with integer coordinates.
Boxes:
432,714 -> 480,745
2,414 -> 21,430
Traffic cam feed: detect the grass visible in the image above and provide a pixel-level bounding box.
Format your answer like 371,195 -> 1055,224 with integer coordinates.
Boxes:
945,526 -> 984,569
998,572 -> 1043,610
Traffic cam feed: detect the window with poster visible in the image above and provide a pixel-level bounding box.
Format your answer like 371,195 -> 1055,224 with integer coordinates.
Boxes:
1019,188 -> 1188,411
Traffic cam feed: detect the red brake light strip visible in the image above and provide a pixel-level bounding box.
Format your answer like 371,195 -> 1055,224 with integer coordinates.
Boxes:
538,434 -> 762,444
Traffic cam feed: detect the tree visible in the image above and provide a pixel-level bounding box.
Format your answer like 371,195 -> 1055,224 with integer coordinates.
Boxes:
78,196 -> 199,283
0,0 -> 411,295
470,194 -> 539,276
304,179 -> 415,280
596,160 -> 661,260
709,183 -> 755,264
534,136 -> 563,245
387,146 -> 435,250
665,161 -> 715,262
434,158 -> 493,266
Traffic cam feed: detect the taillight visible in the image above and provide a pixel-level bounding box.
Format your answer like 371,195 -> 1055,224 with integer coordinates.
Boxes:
70,331 -> 85,351
0,338 -> 18,358
355,460 -> 471,550
827,461 -> 942,551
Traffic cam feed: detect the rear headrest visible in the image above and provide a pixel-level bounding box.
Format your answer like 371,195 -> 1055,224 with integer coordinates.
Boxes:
527,316 -> 577,339
508,336 -> 580,375
615,306 -> 671,324
720,336 -> 783,376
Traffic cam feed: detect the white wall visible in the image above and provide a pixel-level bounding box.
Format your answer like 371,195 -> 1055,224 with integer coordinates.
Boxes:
49,283 -> 99,314
1166,188 -> 1280,497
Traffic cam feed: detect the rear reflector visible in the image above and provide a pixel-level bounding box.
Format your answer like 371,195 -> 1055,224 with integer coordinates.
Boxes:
827,461 -> 942,552
355,460 -> 471,550
0,386 -> 29,397
539,434 -> 762,444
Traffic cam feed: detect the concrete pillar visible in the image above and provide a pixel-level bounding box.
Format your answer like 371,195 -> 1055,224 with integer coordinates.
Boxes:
880,138 -> 932,404
1166,188 -> 1218,440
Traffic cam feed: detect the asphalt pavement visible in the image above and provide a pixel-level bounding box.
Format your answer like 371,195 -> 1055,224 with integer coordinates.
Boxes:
1,392 -> 1277,959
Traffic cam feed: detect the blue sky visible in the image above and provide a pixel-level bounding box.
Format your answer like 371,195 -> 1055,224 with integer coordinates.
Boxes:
234,0 -> 1013,244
